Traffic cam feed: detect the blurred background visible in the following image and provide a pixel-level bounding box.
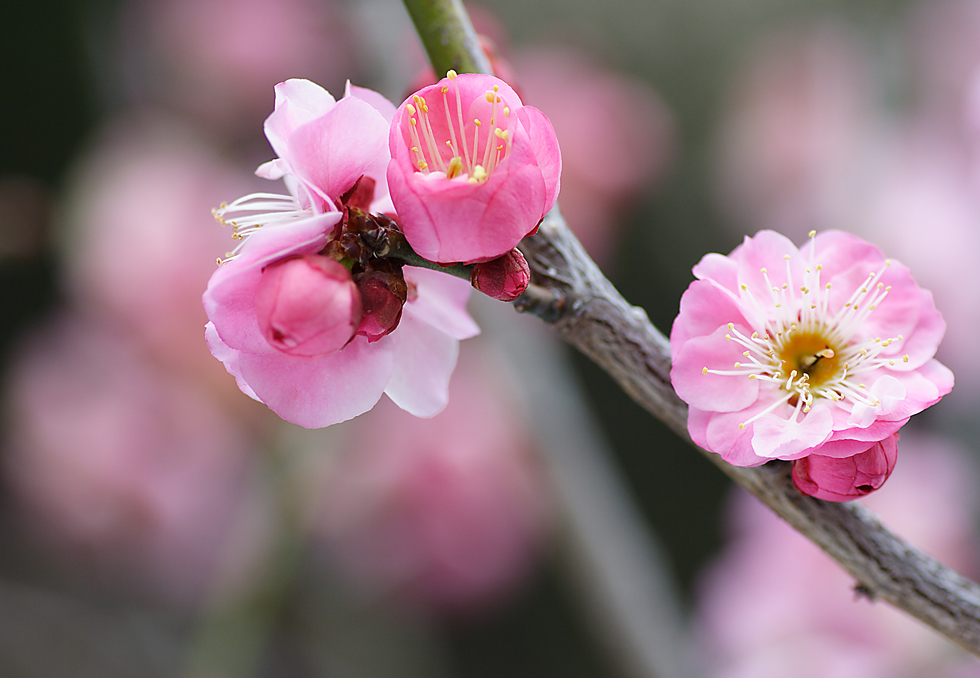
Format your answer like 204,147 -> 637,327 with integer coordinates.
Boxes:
3,0 -> 980,675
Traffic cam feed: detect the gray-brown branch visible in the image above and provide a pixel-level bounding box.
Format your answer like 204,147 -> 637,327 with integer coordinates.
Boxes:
518,209 -> 980,656
402,0 -> 980,657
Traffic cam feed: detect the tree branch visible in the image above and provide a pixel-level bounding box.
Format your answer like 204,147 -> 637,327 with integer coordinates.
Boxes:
402,0 -> 980,657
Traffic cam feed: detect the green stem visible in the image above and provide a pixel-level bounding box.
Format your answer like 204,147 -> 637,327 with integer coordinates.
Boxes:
386,229 -> 473,281
401,0 -> 493,76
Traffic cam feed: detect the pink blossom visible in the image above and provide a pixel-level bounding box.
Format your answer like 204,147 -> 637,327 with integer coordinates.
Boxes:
387,72 -> 561,264
119,0 -> 354,141
792,433 -> 898,502
3,313 -> 266,607
61,116 -> 259,386
670,230 -> 952,474
206,255 -> 478,427
205,79 -> 479,427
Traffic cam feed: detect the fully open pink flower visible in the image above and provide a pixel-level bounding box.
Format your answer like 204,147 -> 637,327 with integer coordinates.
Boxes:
670,230 -> 952,473
204,79 -> 479,427
387,72 -> 561,264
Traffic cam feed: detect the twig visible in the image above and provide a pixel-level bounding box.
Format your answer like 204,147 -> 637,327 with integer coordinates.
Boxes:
402,0 -> 980,657
522,208 -> 980,656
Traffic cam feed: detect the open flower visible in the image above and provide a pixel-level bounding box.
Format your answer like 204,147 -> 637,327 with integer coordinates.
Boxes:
204,79 -> 480,428
387,71 -> 561,264
670,230 -> 952,475
206,244 -> 479,427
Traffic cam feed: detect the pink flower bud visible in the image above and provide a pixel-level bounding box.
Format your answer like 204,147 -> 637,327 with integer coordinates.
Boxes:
254,255 -> 361,356
388,72 -> 561,264
470,248 -> 530,302
355,268 -> 408,342
792,434 -> 899,502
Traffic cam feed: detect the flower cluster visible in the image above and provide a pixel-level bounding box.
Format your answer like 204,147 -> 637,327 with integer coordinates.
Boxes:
670,230 -> 952,500
204,74 -> 559,428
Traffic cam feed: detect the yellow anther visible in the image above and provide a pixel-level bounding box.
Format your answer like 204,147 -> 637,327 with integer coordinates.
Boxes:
407,103 -> 417,115
468,165 -> 488,183
494,128 -> 509,139
446,156 -> 464,179
441,86 -> 448,93
447,69 -> 458,79
738,423 -> 745,430
783,254 -> 790,260
503,107 -> 510,116
728,322 -> 735,330
808,230 -> 816,238
903,354 -> 909,362
740,284 -> 748,290
702,367 -> 708,375
474,119 -> 482,126
485,91 -> 495,103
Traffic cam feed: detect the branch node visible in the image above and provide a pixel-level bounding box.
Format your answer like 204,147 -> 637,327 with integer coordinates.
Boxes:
513,283 -> 566,323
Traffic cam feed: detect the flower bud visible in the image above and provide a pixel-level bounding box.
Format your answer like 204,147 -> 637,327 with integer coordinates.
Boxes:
470,248 -> 530,302
355,267 -> 408,342
254,255 -> 361,356
792,434 -> 899,502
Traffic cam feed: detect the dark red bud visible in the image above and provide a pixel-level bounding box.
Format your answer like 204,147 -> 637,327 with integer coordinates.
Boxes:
470,248 -> 531,302
339,175 -> 377,211
355,269 -> 409,342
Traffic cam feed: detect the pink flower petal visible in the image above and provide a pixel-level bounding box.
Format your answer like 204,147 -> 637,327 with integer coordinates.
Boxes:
236,335 -> 395,428
672,325 -> 761,412
669,278 -> 752,356
752,402 -> 834,459
288,96 -> 390,205
344,80 -> 397,124
384,312 -> 460,417
264,79 -> 338,162
402,267 -> 480,340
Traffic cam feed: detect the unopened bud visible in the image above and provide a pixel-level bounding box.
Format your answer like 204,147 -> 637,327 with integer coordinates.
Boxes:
355,267 -> 409,342
792,434 -> 899,502
470,248 -> 530,302
254,255 -> 362,356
